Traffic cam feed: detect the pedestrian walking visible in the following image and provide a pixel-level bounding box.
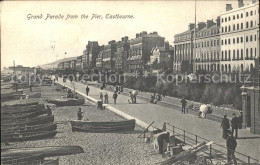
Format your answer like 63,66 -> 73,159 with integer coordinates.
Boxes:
77,107 -> 84,120
113,91 -> 118,104
220,114 -> 230,139
104,92 -> 109,104
86,86 -> 90,96
180,97 -> 187,114
231,113 -> 239,138
132,90 -> 138,104
99,92 -> 103,103
226,133 -> 237,165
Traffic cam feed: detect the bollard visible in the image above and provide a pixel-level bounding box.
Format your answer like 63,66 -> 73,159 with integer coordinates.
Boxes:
195,135 -> 198,144
248,156 -> 250,164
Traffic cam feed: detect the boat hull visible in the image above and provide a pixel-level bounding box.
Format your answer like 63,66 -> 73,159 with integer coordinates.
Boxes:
1,123 -> 57,134
70,119 -> 136,133
1,109 -> 51,120
2,146 -> 84,158
1,104 -> 45,114
1,130 -> 57,142
2,154 -> 44,165
1,115 -> 54,127
47,98 -> 84,106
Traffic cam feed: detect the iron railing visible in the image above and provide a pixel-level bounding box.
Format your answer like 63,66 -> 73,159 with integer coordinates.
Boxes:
162,123 -> 259,164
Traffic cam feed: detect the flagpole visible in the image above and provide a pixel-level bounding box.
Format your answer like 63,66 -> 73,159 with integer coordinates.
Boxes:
194,0 -> 196,73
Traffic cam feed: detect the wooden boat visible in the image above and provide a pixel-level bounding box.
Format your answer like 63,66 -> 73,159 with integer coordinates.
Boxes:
1,91 -> 24,102
1,123 -> 57,134
1,104 -> 45,114
1,154 -> 59,165
70,119 -> 136,132
47,98 -> 84,106
1,102 -> 38,108
1,130 -> 57,142
1,109 -> 51,120
1,115 -> 54,127
1,154 -> 44,165
1,91 -> 23,98
2,146 -> 84,158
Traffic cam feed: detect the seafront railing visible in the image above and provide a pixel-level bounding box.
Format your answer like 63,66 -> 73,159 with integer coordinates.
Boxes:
163,123 -> 259,164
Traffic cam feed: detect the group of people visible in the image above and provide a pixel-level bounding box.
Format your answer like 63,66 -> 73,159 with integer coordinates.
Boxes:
221,113 -> 241,165
128,91 -> 137,104
150,93 -> 162,104
99,91 -> 118,104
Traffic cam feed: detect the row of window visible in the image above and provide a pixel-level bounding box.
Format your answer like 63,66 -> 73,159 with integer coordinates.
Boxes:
221,10 -> 256,23
222,21 -> 255,33
195,63 -> 253,72
221,48 -> 257,60
194,47 -> 257,61
196,29 -> 220,38
195,39 -> 220,48
222,34 -> 257,45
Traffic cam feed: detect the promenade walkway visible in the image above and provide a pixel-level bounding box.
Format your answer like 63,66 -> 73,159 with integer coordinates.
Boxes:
58,80 -> 260,164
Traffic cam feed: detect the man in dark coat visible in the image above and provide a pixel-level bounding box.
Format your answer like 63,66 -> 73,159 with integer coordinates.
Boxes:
180,97 -> 187,114
85,86 -> 90,96
77,107 -> 83,120
226,134 -> 237,165
231,113 -> 239,138
113,91 -> 118,104
221,114 -> 230,139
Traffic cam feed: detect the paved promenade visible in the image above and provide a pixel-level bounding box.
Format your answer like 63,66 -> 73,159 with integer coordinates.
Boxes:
58,80 -> 260,163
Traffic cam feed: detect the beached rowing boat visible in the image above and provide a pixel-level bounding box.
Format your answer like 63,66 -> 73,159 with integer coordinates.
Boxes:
1,154 -> 45,165
1,109 -> 51,120
47,98 -> 84,106
1,115 -> 54,127
1,102 -> 38,107
1,123 -> 57,134
1,154 -> 59,165
1,104 -> 45,114
1,130 -> 57,142
2,146 -> 84,158
70,119 -> 136,132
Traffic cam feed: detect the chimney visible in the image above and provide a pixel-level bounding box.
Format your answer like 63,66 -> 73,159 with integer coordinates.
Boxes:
198,22 -> 206,30
136,34 -> 140,38
238,0 -> 244,7
188,23 -> 195,31
226,4 -> 233,11
121,37 -> 124,42
252,0 -> 256,3
216,16 -> 220,27
142,31 -> 147,36
164,41 -> 169,51
206,20 -> 215,28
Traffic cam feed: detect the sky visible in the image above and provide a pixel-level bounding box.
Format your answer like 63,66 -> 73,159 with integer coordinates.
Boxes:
1,0 -> 253,70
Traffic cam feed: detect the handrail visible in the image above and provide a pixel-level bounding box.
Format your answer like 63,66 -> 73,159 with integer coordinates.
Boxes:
165,123 -> 259,163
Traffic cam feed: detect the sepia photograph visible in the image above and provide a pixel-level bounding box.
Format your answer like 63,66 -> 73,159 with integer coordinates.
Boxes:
1,0 -> 259,164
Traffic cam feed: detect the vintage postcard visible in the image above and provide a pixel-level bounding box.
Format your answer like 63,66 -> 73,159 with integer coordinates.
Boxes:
1,0 -> 259,165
